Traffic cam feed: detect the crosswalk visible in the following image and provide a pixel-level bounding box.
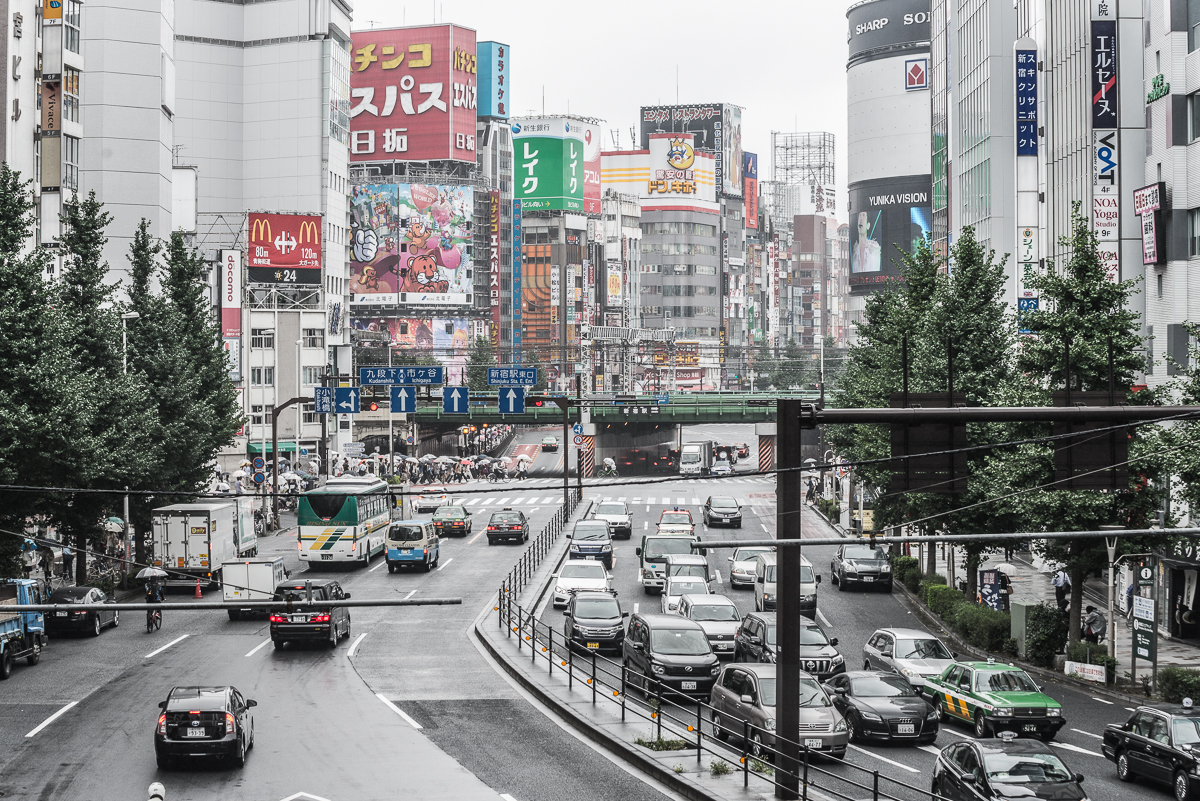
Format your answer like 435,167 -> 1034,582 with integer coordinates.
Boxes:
458,496 -> 565,507
592,495 -> 777,506
481,476 -> 775,489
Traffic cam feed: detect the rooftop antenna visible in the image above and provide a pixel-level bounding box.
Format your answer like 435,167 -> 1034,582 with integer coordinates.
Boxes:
610,128 -> 620,150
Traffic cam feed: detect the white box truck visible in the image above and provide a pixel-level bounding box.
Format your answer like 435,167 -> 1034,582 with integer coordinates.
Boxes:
679,440 -> 713,477
151,500 -> 258,587
221,556 -> 289,620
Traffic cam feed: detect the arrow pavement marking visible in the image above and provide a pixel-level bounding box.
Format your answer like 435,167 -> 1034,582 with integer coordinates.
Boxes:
279,793 -> 333,801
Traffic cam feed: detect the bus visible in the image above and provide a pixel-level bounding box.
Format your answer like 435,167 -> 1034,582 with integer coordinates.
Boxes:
297,476 -> 390,566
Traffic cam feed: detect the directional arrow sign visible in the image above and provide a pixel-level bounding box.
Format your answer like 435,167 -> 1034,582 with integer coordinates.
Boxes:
313,386 -> 334,414
499,386 -> 525,414
573,423 -> 584,435
390,385 -> 416,414
443,387 -> 468,414
334,387 -> 360,414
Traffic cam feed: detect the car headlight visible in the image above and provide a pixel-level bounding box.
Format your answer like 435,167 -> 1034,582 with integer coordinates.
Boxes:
830,654 -> 844,667
1047,708 -> 1061,717
710,664 -> 721,676
927,709 -> 939,720
555,586 -> 567,596
650,662 -> 665,675
901,668 -> 920,678
570,544 -> 581,552
881,564 -> 892,573
733,568 -> 747,575
993,707 -> 1013,717
601,544 -> 612,551
766,718 -> 776,731
844,564 -> 858,573
763,593 -> 772,600
800,594 -> 816,602
834,718 -> 848,732
860,711 -> 882,721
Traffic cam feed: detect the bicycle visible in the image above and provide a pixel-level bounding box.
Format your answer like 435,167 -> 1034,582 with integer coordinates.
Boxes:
599,466 -> 619,478
487,471 -> 512,484
146,607 -> 162,633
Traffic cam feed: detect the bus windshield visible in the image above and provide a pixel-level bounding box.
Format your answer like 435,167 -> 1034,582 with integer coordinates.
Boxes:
302,494 -> 349,521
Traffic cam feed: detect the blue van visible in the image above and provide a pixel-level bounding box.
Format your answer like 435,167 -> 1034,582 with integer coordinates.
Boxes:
385,519 -> 440,573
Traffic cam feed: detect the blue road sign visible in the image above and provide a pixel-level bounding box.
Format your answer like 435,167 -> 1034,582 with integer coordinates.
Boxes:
314,386 -> 334,414
487,367 -> 537,386
655,393 -> 670,405
390,385 -> 417,413
252,457 -> 265,471
443,386 -> 469,414
300,448 -> 308,456
498,386 -> 525,415
334,387 -> 360,413
572,423 -> 584,435
252,472 -> 265,485
360,366 -> 444,385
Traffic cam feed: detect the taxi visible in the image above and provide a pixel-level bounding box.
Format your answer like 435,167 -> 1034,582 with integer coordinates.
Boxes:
431,504 -> 472,536
656,508 -> 695,535
924,659 -> 1065,741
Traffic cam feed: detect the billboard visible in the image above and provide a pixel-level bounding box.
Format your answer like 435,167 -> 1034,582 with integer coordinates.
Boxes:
512,117 -> 585,211
744,152 -> 758,229
847,0 -> 932,62
639,102 -> 742,198
349,183 -> 474,306
847,175 -> 932,294
476,41 -> 509,119
1090,20 -> 1118,129
489,188 -> 501,345
349,24 -> 477,163
247,213 -> 322,284
220,249 -> 241,338
581,121 -> 603,215
350,317 -> 472,381
1133,182 -> 1166,265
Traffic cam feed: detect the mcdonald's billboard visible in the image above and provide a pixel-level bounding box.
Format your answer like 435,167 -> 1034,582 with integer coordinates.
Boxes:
247,212 -> 323,284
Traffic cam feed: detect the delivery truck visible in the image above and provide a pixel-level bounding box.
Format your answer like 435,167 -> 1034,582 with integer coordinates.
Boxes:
679,440 -> 713,476
221,556 -> 289,620
1,579 -> 47,680
151,500 -> 258,587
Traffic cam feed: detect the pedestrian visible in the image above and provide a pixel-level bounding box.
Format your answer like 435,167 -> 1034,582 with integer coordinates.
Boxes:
39,545 -> 54,582
62,544 -> 74,581
1083,605 -> 1106,643
997,569 -> 1012,612
1125,583 -> 1136,626
805,478 -> 815,506
234,477 -> 243,495
1051,568 -> 1071,611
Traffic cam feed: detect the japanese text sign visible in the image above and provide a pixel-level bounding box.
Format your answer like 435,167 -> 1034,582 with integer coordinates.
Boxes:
512,117 -> 585,211
1016,50 -> 1038,156
359,366 -> 446,385
476,41 -> 509,119
1090,20 -> 1117,129
487,367 -> 537,386
247,213 -> 322,284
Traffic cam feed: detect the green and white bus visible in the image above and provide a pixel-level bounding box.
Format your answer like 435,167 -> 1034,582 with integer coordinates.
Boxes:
297,476 -> 390,565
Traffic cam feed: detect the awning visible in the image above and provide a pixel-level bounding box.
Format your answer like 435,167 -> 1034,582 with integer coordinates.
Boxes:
246,442 -> 315,454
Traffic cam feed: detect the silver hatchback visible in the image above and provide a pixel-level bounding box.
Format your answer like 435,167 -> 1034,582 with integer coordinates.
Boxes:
862,627 -> 956,688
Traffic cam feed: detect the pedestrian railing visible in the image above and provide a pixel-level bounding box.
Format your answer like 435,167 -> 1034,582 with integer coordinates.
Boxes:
497,488 -> 583,599
494,591 -> 950,801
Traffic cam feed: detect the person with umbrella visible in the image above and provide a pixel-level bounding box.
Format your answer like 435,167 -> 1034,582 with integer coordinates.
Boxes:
138,567 -> 167,631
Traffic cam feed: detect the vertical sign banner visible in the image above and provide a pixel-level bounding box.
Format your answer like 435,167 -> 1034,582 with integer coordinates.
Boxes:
247,213 -> 323,284
220,249 -> 242,338
512,118 -> 585,211
1090,9 -> 1119,283
1015,51 -> 1038,156
1090,19 -> 1118,129
513,199 -> 522,362
744,152 -> 758,229
581,121 -> 603,215
1014,41 -> 1040,311
349,24 -> 477,163
476,41 -> 509,119
41,82 -> 61,133
223,338 -> 242,382
1133,182 -> 1166,265
489,188 -> 501,345
550,264 -> 560,341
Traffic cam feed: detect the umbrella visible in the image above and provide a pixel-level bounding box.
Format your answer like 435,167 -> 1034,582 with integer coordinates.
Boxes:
135,567 -> 168,579
477,457 -> 493,465
403,456 -> 420,464
419,454 -> 437,462
498,456 -> 513,464
232,469 -> 248,479
516,455 -> 533,463
435,456 -> 455,463
280,472 -> 301,482
216,482 -> 231,493
460,459 -> 473,465
239,459 -> 253,467
993,562 -> 1016,576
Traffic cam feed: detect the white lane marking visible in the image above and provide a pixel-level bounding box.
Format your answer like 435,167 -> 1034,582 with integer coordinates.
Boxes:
348,632 -> 367,657
437,557 -> 454,572
761,523 -> 769,532
497,497 -> 509,505
618,497 -> 626,502
369,560 -> 385,572
1125,707 -> 1136,711
376,693 -> 423,729
847,744 -> 920,773
816,608 -> 832,628
1071,728 -> 1103,740
644,521 -> 649,529
1091,696 -> 1114,705
691,498 -> 700,505
1051,742 -> 1103,758
25,701 -> 79,738
918,744 -> 941,755
646,505 -> 650,512
714,570 -> 723,584
634,603 -> 640,614
942,729 -> 974,740
145,634 -> 189,659
245,639 -> 271,658
500,795 -> 519,801
403,590 -> 417,600
468,529 -> 485,544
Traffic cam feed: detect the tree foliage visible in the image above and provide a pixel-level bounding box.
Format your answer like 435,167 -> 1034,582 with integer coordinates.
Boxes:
466,336 -> 496,392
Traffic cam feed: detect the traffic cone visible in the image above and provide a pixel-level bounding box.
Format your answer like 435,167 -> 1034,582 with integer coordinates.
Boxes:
194,578 -> 203,599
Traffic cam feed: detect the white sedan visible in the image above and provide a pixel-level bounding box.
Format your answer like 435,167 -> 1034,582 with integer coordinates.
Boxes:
552,562 -> 612,607
660,576 -> 709,614
414,488 -> 449,513
711,460 -> 733,477
727,546 -> 775,588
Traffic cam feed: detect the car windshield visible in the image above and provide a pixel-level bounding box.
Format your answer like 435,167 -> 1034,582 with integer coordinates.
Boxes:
559,563 -> 606,579
669,564 -> 707,579
711,498 -> 739,510
435,507 -> 465,518
388,524 -> 425,542
733,547 -> 772,563
492,513 -> 523,524
421,491 -> 447,498
660,513 -> 691,526
1173,718 -> 1200,746
798,677 -> 831,707
689,603 -> 739,622
895,637 -> 952,659
275,586 -> 326,602
851,676 -> 919,697
976,669 -> 1039,693
800,626 -> 830,646
845,546 -> 886,560
574,599 -> 620,619
651,628 -> 711,655
667,580 -> 707,596
573,525 -> 609,541
645,539 -> 696,559
596,504 -> 626,515
983,752 -> 1073,784
762,565 -> 814,583
714,461 -> 731,469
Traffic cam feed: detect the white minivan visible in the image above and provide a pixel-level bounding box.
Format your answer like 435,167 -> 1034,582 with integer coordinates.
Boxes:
754,553 -> 820,619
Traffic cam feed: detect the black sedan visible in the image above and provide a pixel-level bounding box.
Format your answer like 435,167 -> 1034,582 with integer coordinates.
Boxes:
703,496 -> 743,528
932,733 -> 1085,801
155,686 -> 256,768
1102,701 -> 1200,801
487,509 -> 529,544
45,586 -> 118,637
822,671 -> 938,744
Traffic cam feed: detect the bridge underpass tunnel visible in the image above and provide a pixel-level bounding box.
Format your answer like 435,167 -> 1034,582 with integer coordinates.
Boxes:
594,423 -> 678,476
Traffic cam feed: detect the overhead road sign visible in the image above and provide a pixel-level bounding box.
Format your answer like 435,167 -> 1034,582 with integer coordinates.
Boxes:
499,387 -> 525,415
443,387 -> 469,414
487,367 -> 537,386
334,387 -> 360,413
360,367 -> 445,386
314,387 -> 334,414
390,385 -> 416,413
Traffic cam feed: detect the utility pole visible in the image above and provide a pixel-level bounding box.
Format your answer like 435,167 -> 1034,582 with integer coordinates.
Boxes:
271,396 -> 304,527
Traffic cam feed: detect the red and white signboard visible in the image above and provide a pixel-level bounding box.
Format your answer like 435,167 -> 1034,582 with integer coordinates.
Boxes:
350,24 -> 477,164
581,121 -> 602,215
220,249 -> 241,337
247,213 -> 323,284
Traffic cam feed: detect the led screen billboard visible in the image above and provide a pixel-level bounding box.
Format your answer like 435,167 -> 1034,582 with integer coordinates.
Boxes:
744,152 -> 758,229
349,183 -> 474,306
639,102 -> 743,198
349,24 -> 477,163
247,213 -> 323,284
512,117 -> 585,211
847,175 -> 931,294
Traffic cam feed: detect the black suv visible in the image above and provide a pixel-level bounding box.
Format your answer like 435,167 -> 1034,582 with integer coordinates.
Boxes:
568,520 -> 614,569
269,580 -> 351,649
155,685 -> 256,768
733,611 -> 846,680
1103,702 -> 1200,799
831,543 -> 893,592
623,613 -> 720,699
487,508 -> 529,544
702,496 -> 743,528
563,590 -> 627,655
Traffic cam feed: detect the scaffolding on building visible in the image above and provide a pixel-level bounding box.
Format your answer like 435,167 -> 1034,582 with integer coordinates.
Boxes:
770,131 -> 835,186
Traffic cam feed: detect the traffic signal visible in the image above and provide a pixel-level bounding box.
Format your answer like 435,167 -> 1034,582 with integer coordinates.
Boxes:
482,423 -> 489,428
367,401 -> 378,412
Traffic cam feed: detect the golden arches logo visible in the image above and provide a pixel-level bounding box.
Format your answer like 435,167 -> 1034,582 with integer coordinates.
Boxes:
299,219 -> 320,245
250,217 -> 272,243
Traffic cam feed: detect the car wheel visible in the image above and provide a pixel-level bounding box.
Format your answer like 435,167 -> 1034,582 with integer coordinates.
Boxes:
26,642 -> 41,666
156,753 -> 172,770
837,572 -> 846,592
91,614 -> 102,637
232,735 -> 246,768
344,617 -> 351,640
112,611 -> 119,628
831,568 -> 838,585
973,712 -> 990,738
883,582 -> 894,594
388,563 -> 396,574
863,660 -> 871,671
363,548 -> 370,567
1176,771 -> 1196,801
754,595 -> 762,612
750,732 -> 767,761
736,521 -> 742,528
848,715 -> 862,743
0,649 -> 10,680
1117,751 -> 1134,782
329,626 -> 338,648
272,639 -> 283,650
228,610 -> 240,621
712,711 -> 729,742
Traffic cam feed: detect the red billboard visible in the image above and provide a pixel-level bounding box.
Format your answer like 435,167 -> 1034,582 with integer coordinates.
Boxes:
350,24 -> 477,164
247,213 -> 323,284
581,121 -> 602,215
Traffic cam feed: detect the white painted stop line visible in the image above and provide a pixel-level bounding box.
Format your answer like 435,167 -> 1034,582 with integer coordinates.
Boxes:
145,634 -> 189,659
25,701 -> 77,738
376,693 -> 422,729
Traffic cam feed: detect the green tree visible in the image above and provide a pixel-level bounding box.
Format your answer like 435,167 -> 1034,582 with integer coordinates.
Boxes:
466,336 -> 496,392
524,350 -> 548,392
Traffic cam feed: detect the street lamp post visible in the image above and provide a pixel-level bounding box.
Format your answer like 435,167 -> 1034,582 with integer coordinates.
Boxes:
121,312 -> 140,572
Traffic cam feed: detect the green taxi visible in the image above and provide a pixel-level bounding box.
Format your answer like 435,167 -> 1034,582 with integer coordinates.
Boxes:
924,659 -> 1065,741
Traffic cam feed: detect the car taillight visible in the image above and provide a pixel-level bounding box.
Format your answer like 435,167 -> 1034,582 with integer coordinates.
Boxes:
270,614 -> 285,623
157,714 -> 166,734
225,712 -> 236,735
488,526 -> 497,530
311,613 -> 331,623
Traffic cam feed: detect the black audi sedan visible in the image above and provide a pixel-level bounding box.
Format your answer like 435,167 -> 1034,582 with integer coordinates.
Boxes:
45,586 -> 118,637
154,686 -> 256,768
822,670 -> 938,744
932,732 -> 1085,801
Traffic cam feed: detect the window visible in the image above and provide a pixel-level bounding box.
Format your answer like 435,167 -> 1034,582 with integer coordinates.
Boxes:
1190,209 -> 1200,257
1191,0 -> 1200,52
62,136 -> 79,191
63,68 -> 80,123
302,366 -> 322,386
1158,273 -> 1164,298
302,403 -> 317,424
64,0 -> 81,53
250,404 -> 274,425
251,329 -> 274,349
303,328 -> 323,348
251,367 -> 274,386
1191,92 -> 1200,142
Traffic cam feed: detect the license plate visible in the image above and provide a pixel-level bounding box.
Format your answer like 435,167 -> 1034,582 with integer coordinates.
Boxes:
321,553 -> 333,561
587,642 -> 600,649
401,549 -> 412,555
586,555 -> 596,560
186,729 -> 206,738
898,724 -> 915,734
721,517 -> 730,521
804,739 -> 823,749
716,642 -> 732,649
681,681 -> 697,690
862,576 -> 875,582
1023,724 -> 1037,732
56,611 -> 67,617
291,614 -> 308,623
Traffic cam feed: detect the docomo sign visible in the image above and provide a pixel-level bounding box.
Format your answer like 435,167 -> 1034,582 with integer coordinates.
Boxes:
220,250 -> 242,338
247,213 -> 323,285
350,24 -> 477,163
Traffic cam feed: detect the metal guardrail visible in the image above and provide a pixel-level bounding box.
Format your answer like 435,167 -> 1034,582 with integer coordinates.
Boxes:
493,591 -> 952,801
497,488 -> 583,598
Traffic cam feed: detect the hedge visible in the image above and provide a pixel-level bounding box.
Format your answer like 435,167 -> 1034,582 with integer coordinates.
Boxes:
950,603 -> 1011,653
1066,641 -> 1117,684
1158,667 -> 1200,703
926,583 -> 964,620
1024,604 -> 1069,668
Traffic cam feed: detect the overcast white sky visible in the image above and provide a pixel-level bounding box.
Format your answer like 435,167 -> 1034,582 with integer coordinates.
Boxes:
350,0 -> 858,220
